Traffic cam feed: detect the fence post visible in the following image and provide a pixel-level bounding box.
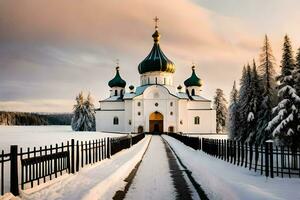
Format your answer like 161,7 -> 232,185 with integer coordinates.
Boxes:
265,142 -> 269,177
76,140 -> 80,172
71,139 -> 75,174
107,138 -> 111,159
10,145 -> 19,196
269,143 -> 274,178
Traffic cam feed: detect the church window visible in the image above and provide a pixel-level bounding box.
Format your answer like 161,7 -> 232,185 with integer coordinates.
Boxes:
191,89 -> 195,96
148,77 -> 150,84
137,102 -> 141,107
120,89 -> 123,95
155,102 -> 159,107
113,117 -> 119,125
155,77 -> 158,84
170,102 -> 173,107
170,112 -> 173,116
168,126 -> 174,133
180,120 -> 183,125
129,120 -> 131,125
164,78 -> 166,85
138,112 -> 141,116
115,90 -> 118,96
194,116 -> 200,125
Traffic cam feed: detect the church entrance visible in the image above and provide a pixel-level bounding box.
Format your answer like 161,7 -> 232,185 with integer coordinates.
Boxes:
149,112 -> 163,134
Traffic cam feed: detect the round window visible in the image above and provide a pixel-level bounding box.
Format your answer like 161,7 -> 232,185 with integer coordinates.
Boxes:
155,103 -> 159,107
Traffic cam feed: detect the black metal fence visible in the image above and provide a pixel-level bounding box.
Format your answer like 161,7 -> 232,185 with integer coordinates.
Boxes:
202,138 -> 300,178
167,133 -> 201,150
0,133 -> 145,196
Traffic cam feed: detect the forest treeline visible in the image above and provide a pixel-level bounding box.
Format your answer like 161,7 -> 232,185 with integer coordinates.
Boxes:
0,111 -> 73,125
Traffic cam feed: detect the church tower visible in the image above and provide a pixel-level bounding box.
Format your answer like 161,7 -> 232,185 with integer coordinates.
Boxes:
184,65 -> 203,97
108,65 -> 126,98
138,17 -> 175,86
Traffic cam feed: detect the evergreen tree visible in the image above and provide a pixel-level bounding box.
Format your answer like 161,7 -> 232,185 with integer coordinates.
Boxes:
228,81 -> 240,140
247,60 -> 263,144
213,88 -> 228,134
238,64 -> 252,142
71,92 -> 96,131
267,35 -> 300,147
294,48 -> 300,95
256,35 -> 278,145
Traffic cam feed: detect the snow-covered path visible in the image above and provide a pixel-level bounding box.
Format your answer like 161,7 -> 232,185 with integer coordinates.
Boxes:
124,136 -> 176,200
21,136 -> 151,200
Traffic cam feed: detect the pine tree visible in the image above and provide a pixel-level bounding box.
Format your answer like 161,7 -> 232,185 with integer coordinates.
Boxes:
294,48 -> 300,95
71,92 -> 96,131
213,88 -> 228,134
238,64 -> 252,142
267,35 -> 300,147
247,60 -> 263,144
256,35 -> 278,145
228,81 -> 240,140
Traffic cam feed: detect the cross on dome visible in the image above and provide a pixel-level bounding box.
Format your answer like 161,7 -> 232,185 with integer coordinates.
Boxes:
153,16 -> 159,30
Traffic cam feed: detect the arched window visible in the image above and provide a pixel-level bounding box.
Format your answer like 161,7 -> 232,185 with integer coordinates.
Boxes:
164,78 -> 166,85
168,126 -> 174,133
138,126 -> 144,133
120,89 -> 123,95
115,90 -> 118,96
137,102 -> 141,107
191,89 -> 195,96
113,117 -> 119,125
148,77 -> 150,84
170,102 -> 173,107
194,116 -> 200,125
155,77 -> 158,84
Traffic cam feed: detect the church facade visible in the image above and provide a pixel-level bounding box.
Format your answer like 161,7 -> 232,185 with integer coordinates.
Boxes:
96,23 -> 216,134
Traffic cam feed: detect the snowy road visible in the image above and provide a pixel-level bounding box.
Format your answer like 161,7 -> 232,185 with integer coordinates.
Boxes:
124,136 -> 197,200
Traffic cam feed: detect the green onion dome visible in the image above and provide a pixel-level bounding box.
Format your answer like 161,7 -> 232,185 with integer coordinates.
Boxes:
184,66 -> 202,87
108,67 -> 126,88
138,30 -> 175,74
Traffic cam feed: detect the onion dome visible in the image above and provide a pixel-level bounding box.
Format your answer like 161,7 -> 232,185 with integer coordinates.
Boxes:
184,66 -> 202,87
138,20 -> 175,74
108,66 -> 126,88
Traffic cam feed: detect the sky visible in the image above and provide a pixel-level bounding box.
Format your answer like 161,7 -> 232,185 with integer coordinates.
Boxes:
0,0 -> 300,113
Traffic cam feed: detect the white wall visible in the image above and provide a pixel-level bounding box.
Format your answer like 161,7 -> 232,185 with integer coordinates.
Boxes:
187,109 -> 216,133
95,110 -> 125,132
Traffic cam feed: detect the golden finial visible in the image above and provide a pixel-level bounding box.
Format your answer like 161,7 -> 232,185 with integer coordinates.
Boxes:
191,62 -> 196,70
154,16 -> 159,30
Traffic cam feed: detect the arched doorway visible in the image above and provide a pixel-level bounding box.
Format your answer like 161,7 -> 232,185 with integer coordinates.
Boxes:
149,112 -> 163,133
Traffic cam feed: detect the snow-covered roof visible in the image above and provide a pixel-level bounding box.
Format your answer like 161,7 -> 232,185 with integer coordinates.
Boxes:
120,84 -> 210,101
100,96 -> 123,102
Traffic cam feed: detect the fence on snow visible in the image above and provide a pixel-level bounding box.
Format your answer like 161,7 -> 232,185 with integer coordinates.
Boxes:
0,133 -> 145,196
167,133 -> 300,178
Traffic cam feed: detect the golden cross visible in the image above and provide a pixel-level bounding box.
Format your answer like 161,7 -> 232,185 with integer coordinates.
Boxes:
153,16 -> 159,30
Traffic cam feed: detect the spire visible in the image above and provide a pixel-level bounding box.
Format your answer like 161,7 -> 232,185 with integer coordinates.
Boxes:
152,16 -> 160,43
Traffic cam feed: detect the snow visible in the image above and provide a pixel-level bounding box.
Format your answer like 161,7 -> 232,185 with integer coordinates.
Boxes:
0,126 -> 123,152
125,136 -> 175,200
187,134 -> 228,139
163,135 -> 300,200
21,136 -> 151,200
247,112 -> 254,122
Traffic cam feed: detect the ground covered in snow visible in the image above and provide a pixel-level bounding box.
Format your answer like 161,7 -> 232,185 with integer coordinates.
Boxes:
0,126 -> 123,151
125,136 -> 176,200
163,135 -> 300,200
187,134 -> 228,139
21,136 -> 151,200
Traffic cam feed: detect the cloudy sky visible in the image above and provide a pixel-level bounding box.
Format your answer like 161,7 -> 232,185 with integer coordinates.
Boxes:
0,0 -> 300,113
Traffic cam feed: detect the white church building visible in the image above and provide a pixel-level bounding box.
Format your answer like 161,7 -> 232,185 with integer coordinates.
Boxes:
96,22 -> 216,134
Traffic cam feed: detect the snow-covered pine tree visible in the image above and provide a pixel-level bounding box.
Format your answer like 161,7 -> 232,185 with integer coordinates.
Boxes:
294,48 -> 300,96
256,35 -> 278,145
228,81 -> 240,140
267,35 -> 300,147
238,64 -> 252,143
71,92 -> 96,131
213,88 -> 228,134
247,60 -> 263,144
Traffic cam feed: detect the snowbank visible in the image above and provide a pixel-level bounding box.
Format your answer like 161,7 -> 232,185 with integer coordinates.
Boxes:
163,135 -> 300,200
21,136 -> 151,200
